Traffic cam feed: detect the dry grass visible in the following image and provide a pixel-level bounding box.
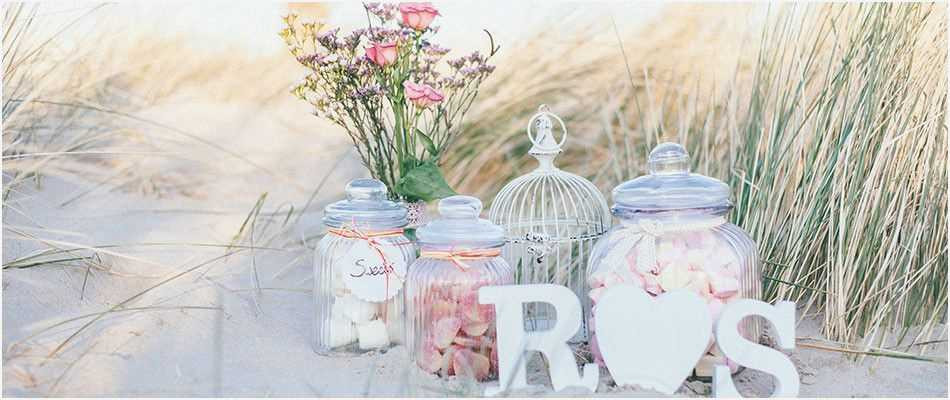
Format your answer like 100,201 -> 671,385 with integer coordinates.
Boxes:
447,2 -> 948,351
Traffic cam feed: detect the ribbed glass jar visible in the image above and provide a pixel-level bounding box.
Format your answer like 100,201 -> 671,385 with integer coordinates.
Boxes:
406,196 -> 513,383
314,179 -> 416,356
586,143 -> 761,379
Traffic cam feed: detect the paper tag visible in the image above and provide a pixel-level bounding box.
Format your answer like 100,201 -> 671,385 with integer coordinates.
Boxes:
340,240 -> 407,302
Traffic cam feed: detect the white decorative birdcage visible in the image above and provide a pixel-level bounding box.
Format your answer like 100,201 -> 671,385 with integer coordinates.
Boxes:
488,105 -> 611,342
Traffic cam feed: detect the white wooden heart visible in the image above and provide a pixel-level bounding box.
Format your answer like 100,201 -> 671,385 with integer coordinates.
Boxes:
596,285 -> 711,394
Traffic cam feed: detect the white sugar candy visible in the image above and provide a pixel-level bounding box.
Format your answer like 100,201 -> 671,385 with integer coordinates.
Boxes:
328,317 -> 358,348
357,319 -> 390,350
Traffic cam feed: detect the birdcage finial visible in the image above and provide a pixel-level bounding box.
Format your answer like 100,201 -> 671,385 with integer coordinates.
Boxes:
527,104 -> 567,170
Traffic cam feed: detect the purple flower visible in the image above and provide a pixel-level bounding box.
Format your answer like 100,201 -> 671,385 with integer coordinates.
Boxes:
317,27 -> 341,50
424,43 -> 450,56
365,2 -> 397,21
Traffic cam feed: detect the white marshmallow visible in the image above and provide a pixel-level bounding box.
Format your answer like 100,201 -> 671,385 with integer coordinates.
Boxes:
333,294 -> 377,323
327,317 -> 358,348
357,319 -> 390,350
685,249 -> 707,268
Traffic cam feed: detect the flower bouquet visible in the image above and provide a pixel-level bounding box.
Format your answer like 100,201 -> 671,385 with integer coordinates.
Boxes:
281,2 -> 497,210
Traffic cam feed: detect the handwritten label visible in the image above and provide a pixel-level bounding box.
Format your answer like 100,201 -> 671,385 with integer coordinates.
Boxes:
341,240 -> 407,302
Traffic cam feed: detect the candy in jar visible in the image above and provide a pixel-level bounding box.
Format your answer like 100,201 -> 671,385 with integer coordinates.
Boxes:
586,143 -> 761,379
313,179 -> 416,355
406,195 -> 513,382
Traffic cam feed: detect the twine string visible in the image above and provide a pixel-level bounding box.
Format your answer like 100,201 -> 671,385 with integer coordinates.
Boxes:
328,223 -> 411,320
419,248 -> 502,271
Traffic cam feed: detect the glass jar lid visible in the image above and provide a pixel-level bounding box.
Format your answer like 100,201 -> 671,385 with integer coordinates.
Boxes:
612,142 -> 732,212
323,178 -> 408,229
417,195 -> 505,249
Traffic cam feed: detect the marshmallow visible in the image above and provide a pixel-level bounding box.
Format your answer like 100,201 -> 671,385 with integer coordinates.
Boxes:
711,245 -> 739,268
327,317 -> 358,348
687,270 -> 711,296
658,261 -> 691,291
356,319 -> 390,350
655,241 -> 678,267
685,249 -> 707,269
602,271 -> 626,287
334,294 -> 377,323
588,269 -> 609,288
710,276 -> 740,298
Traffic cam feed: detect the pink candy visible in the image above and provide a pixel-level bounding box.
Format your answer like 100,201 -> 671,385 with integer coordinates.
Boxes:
415,281 -> 499,382
710,275 -> 740,298
418,342 -> 443,373
453,348 -> 491,381
432,317 -> 461,349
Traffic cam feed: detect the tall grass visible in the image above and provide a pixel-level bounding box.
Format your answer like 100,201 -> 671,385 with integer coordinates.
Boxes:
447,2 -> 947,351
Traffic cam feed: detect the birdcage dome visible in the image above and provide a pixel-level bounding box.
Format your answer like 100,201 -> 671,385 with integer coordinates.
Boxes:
489,105 -> 611,243
488,105 -> 611,341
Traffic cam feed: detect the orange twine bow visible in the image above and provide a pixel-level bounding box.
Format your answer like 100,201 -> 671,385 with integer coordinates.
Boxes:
328,224 -> 411,320
419,249 -> 502,271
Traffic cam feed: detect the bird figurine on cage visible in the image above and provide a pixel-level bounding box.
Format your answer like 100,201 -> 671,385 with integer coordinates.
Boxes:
488,105 -> 611,342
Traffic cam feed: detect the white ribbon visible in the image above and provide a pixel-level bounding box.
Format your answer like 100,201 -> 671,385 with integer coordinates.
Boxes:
601,216 -> 727,276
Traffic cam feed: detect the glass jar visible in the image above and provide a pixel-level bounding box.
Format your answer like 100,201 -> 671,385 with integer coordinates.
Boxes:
586,143 -> 761,379
314,178 -> 416,356
406,195 -> 513,383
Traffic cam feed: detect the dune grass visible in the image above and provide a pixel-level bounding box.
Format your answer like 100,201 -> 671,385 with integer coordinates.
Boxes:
446,2 -> 948,352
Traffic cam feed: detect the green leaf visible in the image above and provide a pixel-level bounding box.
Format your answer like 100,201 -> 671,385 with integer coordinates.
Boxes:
416,129 -> 439,160
395,161 -> 456,202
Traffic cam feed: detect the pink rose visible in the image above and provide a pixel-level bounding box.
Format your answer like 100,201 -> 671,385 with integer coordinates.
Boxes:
399,2 -> 439,31
403,81 -> 444,108
365,41 -> 398,67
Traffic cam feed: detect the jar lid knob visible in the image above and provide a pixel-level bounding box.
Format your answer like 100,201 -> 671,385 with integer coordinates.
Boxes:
345,178 -> 388,201
648,142 -> 691,175
438,195 -> 482,219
